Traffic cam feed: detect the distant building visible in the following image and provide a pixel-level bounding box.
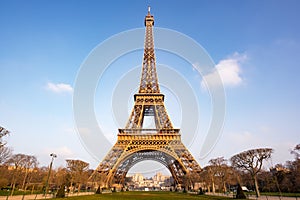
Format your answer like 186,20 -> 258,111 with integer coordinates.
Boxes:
126,172 -> 171,190
131,173 -> 144,183
153,172 -> 167,182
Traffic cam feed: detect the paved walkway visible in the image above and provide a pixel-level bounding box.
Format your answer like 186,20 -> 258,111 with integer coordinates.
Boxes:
0,192 -> 94,200
207,192 -> 299,200
248,195 -> 299,200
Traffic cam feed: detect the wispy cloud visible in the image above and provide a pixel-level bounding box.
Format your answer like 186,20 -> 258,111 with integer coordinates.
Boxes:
201,52 -> 246,89
46,82 -> 73,94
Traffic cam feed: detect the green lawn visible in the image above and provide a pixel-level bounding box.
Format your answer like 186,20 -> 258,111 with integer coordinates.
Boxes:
54,191 -> 232,200
0,190 -> 42,196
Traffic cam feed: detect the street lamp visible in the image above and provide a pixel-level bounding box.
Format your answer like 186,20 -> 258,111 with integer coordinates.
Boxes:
44,153 -> 57,196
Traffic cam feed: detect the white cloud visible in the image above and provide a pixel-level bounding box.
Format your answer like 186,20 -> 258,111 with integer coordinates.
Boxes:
46,82 -> 73,94
201,52 -> 246,89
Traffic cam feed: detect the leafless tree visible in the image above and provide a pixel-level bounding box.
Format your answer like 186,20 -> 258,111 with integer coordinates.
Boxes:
21,155 -> 38,190
230,148 -> 273,197
182,173 -> 191,192
6,154 -> 38,194
208,165 -> 216,193
199,166 -> 213,192
291,144 -> 300,160
88,170 -> 106,191
182,172 -> 200,191
286,144 -> 300,192
189,172 -> 201,191
0,126 -> 12,165
66,159 -> 89,192
0,126 -> 10,147
209,157 -> 230,193
53,167 -> 69,187
0,146 -> 12,165
6,153 -> 27,195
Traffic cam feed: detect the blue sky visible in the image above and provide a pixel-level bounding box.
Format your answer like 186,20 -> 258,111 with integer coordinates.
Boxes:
1,0 -> 300,174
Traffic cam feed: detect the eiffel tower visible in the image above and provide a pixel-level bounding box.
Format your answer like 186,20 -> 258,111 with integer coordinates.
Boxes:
95,7 -> 201,188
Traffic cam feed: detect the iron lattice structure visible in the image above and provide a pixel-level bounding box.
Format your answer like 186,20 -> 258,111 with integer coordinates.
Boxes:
94,8 -> 202,188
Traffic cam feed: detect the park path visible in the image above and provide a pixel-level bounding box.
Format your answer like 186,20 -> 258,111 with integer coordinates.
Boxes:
0,192 -> 94,200
207,192 -> 299,200
248,195 -> 299,200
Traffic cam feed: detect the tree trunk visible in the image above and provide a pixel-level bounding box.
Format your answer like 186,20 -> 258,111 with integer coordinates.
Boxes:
11,182 -> 16,196
210,175 -> 215,194
212,181 -> 215,194
70,181 -> 74,193
10,170 -> 17,196
22,169 -> 28,190
223,182 -> 227,193
253,175 -> 260,197
31,185 -> 35,195
77,183 -> 81,193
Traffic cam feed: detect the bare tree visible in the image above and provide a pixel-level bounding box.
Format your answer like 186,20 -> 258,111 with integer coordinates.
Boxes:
53,167 -> 70,187
199,166 -> 213,193
6,154 -> 38,194
0,126 -> 10,147
66,159 -> 89,192
288,144 -> 300,192
291,144 -> 300,160
21,155 -> 38,190
6,153 -> 27,195
208,165 -> 216,193
209,157 -> 230,193
230,148 -> 273,197
88,170 -> 106,192
0,126 -> 12,165
189,172 -> 201,191
0,146 -> 12,165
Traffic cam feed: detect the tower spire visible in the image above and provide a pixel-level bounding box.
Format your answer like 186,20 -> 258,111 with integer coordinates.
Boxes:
124,8 -> 173,129
139,7 -> 159,93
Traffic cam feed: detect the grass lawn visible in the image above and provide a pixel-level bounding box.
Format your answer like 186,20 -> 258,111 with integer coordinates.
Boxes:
0,190 -> 42,196
54,191 -> 232,200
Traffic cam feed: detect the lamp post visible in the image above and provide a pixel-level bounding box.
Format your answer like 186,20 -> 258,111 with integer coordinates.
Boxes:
44,153 -> 57,196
